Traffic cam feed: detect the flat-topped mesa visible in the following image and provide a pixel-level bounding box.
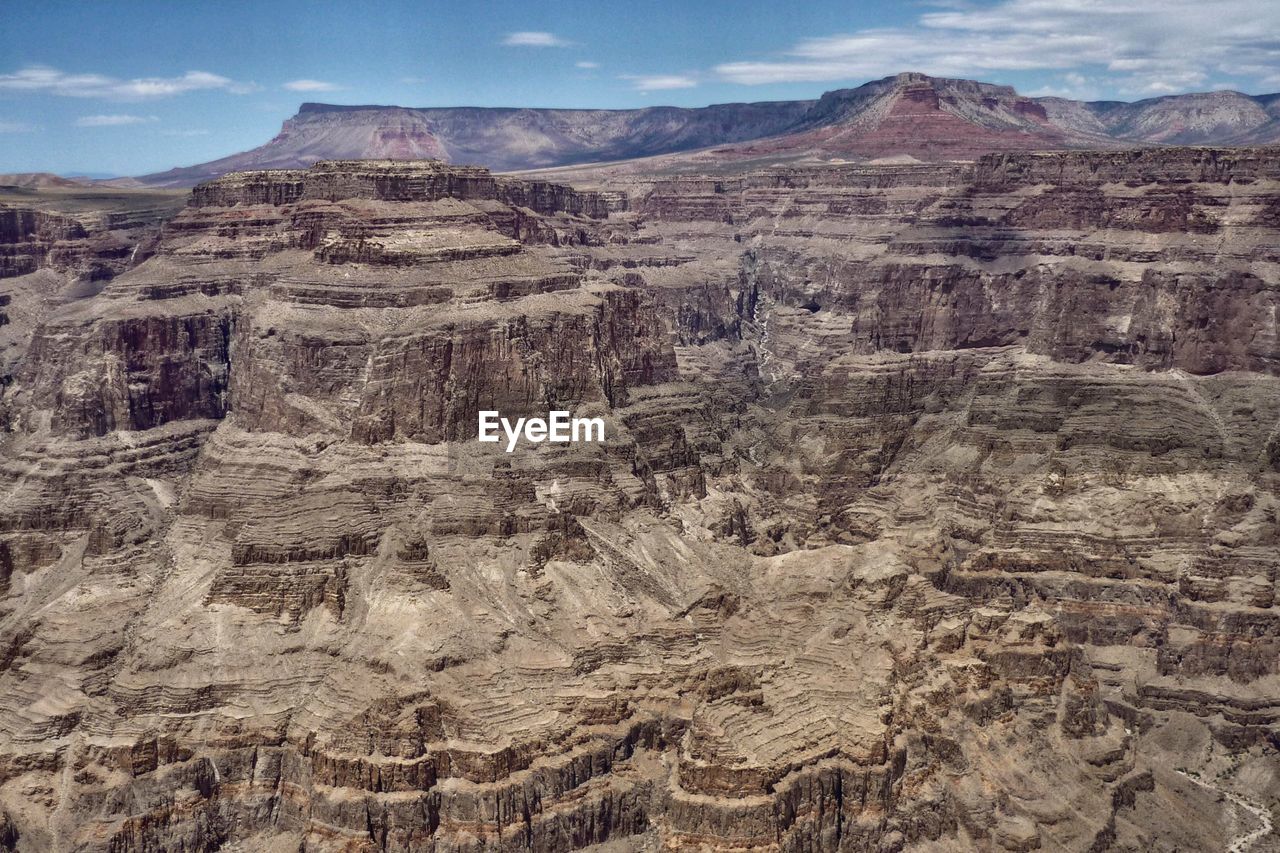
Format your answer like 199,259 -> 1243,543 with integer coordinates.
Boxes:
190,159 -> 614,218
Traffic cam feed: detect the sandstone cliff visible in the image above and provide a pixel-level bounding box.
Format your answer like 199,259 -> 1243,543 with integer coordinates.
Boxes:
0,151 -> 1277,851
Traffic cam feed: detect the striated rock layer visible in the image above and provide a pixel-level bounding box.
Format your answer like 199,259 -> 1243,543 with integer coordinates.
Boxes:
137,73 -> 1280,187
0,151 -> 1278,851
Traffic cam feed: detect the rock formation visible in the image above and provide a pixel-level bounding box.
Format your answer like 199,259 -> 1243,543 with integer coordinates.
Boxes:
137,74 -> 1280,187
0,183 -> 185,384
0,150 -> 1277,851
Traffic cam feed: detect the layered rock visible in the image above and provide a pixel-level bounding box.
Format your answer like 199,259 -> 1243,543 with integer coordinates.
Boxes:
0,187 -> 186,408
138,74 -> 1280,187
0,149 -> 1277,852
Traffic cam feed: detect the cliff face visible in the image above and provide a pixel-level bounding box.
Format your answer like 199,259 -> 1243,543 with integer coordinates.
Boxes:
139,99 -> 819,187
137,74 -> 1280,187
0,187 -> 186,386
0,150 -> 1278,851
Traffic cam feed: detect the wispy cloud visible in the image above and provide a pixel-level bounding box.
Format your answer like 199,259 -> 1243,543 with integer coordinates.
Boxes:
622,74 -> 698,91
502,31 -> 571,47
714,0 -> 1280,95
282,79 -> 343,92
1028,71 -> 1103,100
400,76 -> 430,85
0,120 -> 36,133
0,66 -> 250,99
161,128 -> 210,137
575,61 -> 600,70
75,114 -> 158,127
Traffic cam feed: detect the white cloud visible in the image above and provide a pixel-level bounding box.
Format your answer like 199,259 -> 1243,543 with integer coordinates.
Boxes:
161,128 -> 210,137
502,31 -> 570,47
576,61 -> 600,70
714,0 -> 1280,96
283,79 -> 342,92
74,114 -> 158,127
0,120 -> 35,133
400,76 -> 430,85
1028,71 -> 1104,100
622,74 -> 698,91
0,66 -> 246,99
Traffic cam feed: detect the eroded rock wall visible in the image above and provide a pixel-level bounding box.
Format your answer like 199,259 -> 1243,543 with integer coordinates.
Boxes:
0,152 -> 1277,851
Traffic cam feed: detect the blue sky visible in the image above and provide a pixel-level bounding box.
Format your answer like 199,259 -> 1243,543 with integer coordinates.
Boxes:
2,0 -> 1278,176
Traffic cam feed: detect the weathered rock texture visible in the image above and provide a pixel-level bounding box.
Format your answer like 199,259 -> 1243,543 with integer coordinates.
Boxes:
0,184 -> 186,385
0,151 -> 1277,852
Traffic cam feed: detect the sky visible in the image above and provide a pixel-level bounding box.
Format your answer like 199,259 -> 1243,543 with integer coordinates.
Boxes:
2,0 -> 1279,176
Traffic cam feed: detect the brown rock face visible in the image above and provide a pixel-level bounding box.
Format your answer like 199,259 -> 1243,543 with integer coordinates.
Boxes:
0,185 -> 187,395
0,150 -> 1278,851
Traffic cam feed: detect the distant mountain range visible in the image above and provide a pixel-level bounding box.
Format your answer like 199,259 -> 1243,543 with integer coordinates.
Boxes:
136,73 -> 1280,186
0,172 -> 97,190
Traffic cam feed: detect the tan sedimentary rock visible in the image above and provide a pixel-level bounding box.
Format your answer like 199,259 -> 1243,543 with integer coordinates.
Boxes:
0,151 -> 1277,851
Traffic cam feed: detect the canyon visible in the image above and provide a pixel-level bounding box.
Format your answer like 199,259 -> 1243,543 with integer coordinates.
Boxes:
0,145 -> 1277,852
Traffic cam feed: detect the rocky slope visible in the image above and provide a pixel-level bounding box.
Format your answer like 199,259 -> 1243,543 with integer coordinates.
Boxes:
138,74 -> 1280,187
0,175 -> 91,191
0,184 -> 186,380
139,100 -> 817,187
0,151 -> 1278,851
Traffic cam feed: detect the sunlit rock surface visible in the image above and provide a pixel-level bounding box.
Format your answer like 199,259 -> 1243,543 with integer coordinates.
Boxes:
0,151 -> 1277,851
